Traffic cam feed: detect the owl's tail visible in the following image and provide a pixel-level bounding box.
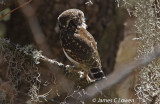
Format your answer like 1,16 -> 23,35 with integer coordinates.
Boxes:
87,68 -> 106,83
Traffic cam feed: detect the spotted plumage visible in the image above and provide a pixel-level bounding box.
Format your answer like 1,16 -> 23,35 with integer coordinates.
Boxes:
58,9 -> 105,82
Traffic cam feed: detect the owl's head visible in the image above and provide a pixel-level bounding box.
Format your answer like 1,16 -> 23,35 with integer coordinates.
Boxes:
58,9 -> 86,29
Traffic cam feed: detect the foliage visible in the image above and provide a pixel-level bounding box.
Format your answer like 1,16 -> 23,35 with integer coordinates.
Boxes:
0,38 -> 50,103
134,1 -> 160,103
117,0 -> 160,103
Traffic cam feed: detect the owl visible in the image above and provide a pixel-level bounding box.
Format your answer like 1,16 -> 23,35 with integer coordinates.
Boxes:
58,9 -> 105,82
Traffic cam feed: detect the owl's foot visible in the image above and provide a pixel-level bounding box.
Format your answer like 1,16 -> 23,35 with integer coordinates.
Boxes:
65,65 -> 82,73
86,74 -> 96,83
65,65 -> 75,72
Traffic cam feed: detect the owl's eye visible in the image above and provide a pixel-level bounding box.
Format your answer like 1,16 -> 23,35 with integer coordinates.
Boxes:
69,20 -> 77,27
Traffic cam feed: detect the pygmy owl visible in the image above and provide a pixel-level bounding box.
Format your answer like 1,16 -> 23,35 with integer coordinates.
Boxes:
58,9 -> 105,82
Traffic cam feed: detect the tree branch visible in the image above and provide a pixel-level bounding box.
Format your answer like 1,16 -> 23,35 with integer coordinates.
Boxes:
72,45 -> 160,101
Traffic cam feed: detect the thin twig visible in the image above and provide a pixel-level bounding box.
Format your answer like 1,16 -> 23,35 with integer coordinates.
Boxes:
0,0 -> 32,21
40,54 -> 75,71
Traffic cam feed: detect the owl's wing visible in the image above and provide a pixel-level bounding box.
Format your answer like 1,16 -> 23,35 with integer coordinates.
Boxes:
63,27 -> 101,68
75,27 -> 98,52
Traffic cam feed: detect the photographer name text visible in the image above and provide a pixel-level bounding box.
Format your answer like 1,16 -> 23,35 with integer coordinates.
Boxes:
92,98 -> 134,103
